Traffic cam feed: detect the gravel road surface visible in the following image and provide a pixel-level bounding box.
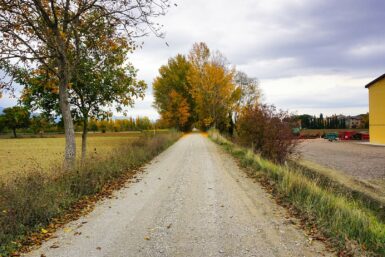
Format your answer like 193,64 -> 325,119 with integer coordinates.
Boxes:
299,139 -> 385,180
25,134 -> 332,257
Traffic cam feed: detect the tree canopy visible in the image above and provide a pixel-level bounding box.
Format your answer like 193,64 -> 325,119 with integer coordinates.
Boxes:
153,54 -> 194,131
0,0 -> 170,168
1,106 -> 30,138
19,15 -> 147,160
153,42 -> 255,132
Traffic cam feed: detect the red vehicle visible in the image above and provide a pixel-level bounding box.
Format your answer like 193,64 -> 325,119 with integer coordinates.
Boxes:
360,133 -> 370,140
338,131 -> 370,140
356,132 -> 370,140
338,131 -> 357,140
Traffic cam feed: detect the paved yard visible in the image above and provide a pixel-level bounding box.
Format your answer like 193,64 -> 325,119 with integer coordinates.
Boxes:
299,139 -> 385,180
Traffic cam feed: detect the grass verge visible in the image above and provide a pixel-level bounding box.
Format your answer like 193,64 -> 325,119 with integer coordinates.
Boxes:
209,130 -> 385,256
287,160 -> 385,222
0,131 -> 181,256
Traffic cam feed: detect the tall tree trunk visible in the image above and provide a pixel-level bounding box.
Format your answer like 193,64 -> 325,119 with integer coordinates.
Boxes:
81,117 -> 88,163
58,62 -> 76,170
12,127 -> 16,138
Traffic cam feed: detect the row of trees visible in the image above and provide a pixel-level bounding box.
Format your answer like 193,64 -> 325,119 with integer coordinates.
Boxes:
0,106 -> 157,137
153,42 -> 260,132
296,114 -> 347,129
153,42 -> 296,163
0,0 -> 171,167
88,117 -> 155,132
295,113 -> 369,129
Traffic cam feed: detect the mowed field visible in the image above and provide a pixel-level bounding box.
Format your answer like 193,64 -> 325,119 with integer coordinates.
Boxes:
299,138 -> 385,198
0,132 -> 142,177
299,138 -> 385,180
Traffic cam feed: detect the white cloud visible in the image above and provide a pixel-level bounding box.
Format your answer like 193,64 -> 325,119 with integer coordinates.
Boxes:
261,74 -> 370,115
119,95 -> 159,120
348,41 -> 385,57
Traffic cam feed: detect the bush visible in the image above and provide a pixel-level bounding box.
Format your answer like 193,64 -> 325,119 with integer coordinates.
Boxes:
236,104 -> 297,163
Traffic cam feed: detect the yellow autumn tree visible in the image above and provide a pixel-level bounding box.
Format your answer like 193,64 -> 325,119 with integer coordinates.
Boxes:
153,42 -> 251,133
153,54 -> 194,131
188,43 -> 238,131
162,90 -> 190,130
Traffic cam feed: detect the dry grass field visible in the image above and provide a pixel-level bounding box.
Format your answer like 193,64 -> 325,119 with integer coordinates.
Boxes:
0,132 -> 142,177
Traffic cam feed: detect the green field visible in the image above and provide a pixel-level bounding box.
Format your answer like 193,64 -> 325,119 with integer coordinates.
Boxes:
0,132 -> 142,177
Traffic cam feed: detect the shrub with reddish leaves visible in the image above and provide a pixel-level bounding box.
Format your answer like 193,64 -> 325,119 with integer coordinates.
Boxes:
236,104 -> 297,164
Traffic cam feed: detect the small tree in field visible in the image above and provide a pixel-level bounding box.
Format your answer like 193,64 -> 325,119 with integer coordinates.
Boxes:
2,106 -> 30,138
0,0 -> 170,169
30,114 -> 52,136
236,104 -> 297,164
20,17 -> 147,161
0,115 -> 5,133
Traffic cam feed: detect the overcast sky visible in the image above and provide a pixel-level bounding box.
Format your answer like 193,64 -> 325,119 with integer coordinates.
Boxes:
1,0 -> 384,119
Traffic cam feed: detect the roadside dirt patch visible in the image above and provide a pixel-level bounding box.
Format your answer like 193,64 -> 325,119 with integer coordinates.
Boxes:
299,139 -> 385,180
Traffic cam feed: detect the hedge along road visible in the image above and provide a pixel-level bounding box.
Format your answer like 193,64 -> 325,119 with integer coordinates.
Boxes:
25,133 -> 333,257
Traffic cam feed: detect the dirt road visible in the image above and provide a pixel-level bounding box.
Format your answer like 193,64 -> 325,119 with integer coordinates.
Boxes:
299,139 -> 385,180
25,134 -> 332,257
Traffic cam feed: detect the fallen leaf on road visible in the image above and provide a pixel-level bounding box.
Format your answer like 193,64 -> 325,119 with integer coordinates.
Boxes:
167,223 -> 172,229
96,247 -> 101,250
63,227 -> 72,233
50,244 -> 59,249
144,236 -> 151,240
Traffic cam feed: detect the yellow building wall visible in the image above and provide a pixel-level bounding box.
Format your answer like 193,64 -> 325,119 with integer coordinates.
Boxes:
368,78 -> 385,144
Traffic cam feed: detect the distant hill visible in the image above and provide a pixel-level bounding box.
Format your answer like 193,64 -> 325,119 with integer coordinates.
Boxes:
0,107 -> 3,114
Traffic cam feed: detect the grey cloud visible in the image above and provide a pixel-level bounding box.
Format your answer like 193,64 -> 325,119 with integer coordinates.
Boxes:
2,0 -> 383,116
228,0 -> 385,77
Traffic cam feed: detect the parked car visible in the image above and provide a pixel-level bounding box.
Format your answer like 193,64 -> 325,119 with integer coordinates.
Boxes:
338,131 -> 357,140
324,132 -> 339,141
